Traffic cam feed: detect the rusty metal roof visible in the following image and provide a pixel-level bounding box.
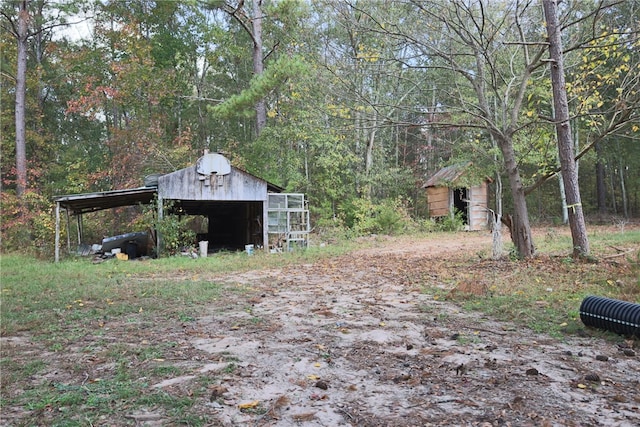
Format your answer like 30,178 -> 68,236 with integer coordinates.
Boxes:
423,162 -> 473,188
53,187 -> 158,215
53,152 -> 284,216
53,174 -> 282,216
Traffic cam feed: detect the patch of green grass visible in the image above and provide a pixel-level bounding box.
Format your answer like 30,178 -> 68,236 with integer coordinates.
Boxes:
1,239 -> 359,338
239,402 -> 268,415
222,362 -> 238,374
148,365 -> 183,377
0,358 -> 47,387
440,229 -> 640,339
172,414 -> 211,426
3,364 -> 204,426
177,312 -> 197,322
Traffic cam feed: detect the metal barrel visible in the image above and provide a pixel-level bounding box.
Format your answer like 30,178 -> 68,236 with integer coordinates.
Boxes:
579,296 -> 640,337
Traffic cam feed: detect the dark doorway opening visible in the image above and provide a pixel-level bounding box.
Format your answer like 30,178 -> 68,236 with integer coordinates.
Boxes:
172,200 -> 263,252
453,188 -> 469,225
206,202 -> 263,251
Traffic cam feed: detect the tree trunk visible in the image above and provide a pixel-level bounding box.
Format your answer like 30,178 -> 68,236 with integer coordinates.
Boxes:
618,155 -> 628,218
15,0 -> 30,197
558,171 -> 568,224
364,111 -> 378,175
492,170 -> 504,260
595,142 -> 607,217
252,0 -> 267,135
498,135 -> 535,258
543,0 -> 590,257
490,134 -> 504,260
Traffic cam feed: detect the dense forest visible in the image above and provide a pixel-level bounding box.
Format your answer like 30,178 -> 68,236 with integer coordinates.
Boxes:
1,0 -> 639,257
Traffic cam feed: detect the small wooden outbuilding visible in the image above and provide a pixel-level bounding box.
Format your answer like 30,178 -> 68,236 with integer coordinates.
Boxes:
423,163 -> 490,231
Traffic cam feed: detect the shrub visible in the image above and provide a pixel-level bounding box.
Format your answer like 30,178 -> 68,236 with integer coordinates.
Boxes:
436,209 -> 466,232
1,190 -> 60,256
339,197 -> 414,236
139,199 -> 196,256
156,214 -> 196,256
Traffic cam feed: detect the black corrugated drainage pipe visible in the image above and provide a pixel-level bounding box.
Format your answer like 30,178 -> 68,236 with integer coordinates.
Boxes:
580,296 -> 640,337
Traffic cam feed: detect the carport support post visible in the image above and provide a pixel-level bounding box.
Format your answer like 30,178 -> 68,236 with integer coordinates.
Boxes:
156,194 -> 163,257
55,201 -> 60,262
262,199 -> 269,252
77,214 -> 83,248
65,209 -> 71,254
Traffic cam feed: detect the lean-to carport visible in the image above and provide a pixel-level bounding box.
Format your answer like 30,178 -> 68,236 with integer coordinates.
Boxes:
53,187 -> 157,262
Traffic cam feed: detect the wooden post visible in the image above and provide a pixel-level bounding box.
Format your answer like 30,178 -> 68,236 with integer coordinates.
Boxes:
77,215 -> 82,247
262,198 -> 269,253
55,202 -> 60,262
65,209 -> 71,254
156,194 -> 163,257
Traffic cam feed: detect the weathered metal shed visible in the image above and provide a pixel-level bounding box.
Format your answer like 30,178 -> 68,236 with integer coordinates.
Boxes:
54,152 -> 309,261
156,152 -> 280,252
423,162 -> 490,231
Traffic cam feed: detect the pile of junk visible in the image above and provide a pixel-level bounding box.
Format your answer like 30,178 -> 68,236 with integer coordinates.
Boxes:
77,231 -> 153,262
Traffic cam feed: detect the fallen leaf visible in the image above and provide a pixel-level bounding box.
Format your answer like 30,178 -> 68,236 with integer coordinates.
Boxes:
577,383 -> 587,389
238,400 -> 260,409
210,385 -> 228,401
292,412 -> 316,421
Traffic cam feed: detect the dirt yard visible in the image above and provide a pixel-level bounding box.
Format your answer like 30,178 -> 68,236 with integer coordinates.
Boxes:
2,231 -> 639,426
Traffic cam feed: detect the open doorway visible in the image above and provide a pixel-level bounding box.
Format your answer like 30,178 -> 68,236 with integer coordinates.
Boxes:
453,187 -> 469,225
170,200 -> 264,253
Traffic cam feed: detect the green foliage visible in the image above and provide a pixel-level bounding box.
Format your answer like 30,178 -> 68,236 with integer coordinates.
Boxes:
0,190 -> 59,256
156,215 -> 196,256
339,197 -> 414,236
211,55 -> 309,119
437,209 -> 466,232
139,199 -> 196,256
2,0 -> 640,256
